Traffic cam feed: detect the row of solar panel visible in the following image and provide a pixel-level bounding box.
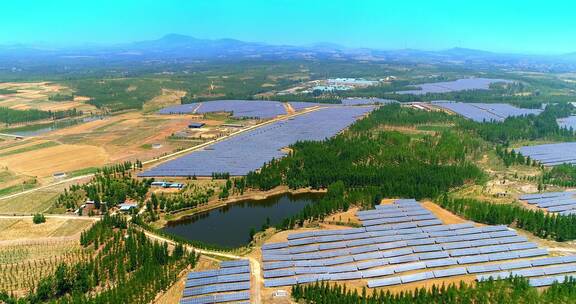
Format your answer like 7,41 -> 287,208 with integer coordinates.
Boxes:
264,250 -> 556,288
264,222 -> 476,250
264,225 -> 511,257
262,229 -> 521,262
220,259 -> 249,268
185,273 -> 250,288
179,291 -> 250,304
477,258 -> 576,283
529,274 -> 576,287
187,265 -> 250,279
517,142 -> 576,167
182,282 -> 250,297
265,251 -> 564,288
262,247 -> 547,280
356,209 -> 433,221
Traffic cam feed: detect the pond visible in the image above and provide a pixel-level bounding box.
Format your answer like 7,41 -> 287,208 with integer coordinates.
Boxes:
162,192 -> 323,248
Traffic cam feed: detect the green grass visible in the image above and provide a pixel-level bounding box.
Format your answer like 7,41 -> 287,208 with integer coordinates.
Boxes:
0,182 -> 36,197
416,124 -> 454,132
67,167 -> 98,178
0,141 -> 59,158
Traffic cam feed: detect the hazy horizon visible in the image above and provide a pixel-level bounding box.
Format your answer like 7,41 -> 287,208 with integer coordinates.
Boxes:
2,0 -> 576,55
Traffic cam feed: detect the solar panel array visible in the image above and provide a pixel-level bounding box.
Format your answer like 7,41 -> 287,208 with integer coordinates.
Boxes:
261,199 -> 563,290
159,100 -> 287,119
396,78 -> 513,95
340,98 -> 397,106
432,101 -> 542,122
520,191 -> 576,216
517,142 -> 576,166
180,260 -> 251,304
140,106 -> 374,176
557,116 -> 576,130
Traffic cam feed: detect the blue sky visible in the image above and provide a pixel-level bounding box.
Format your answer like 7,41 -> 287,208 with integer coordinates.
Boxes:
1,0 -> 574,54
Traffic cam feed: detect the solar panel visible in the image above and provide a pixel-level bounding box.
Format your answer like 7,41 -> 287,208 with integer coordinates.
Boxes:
531,256 -> 564,267
263,261 -> 294,270
442,242 -> 473,250
362,267 -> 395,278
467,264 -> 502,274
350,245 -> 379,254
262,242 -> 289,250
220,260 -> 249,268
383,248 -> 413,258
294,267 -> 325,275
330,271 -> 363,281
296,275 -> 320,284
327,264 -> 358,273
368,277 -> 402,288
433,267 -> 468,278
388,255 -> 420,265
357,260 -> 387,270
395,262 -> 426,273
264,277 -> 297,287
412,244 -> 442,253
425,258 -> 458,268
418,251 -> 450,260
353,251 -> 383,261
400,272 -> 434,283
457,255 -> 489,264
511,268 -> 545,277
476,271 -> 512,281
263,269 -> 295,278
517,249 -> 547,258
213,291 -> 250,303
488,252 -> 519,261
499,260 -> 533,270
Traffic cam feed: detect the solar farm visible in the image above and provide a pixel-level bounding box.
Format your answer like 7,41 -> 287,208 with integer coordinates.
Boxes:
159,100 -> 318,119
396,78 -> 513,95
520,191 -> 576,216
140,106 -> 374,177
517,142 -> 576,166
180,259 -> 251,304
433,101 -> 542,122
258,199 -> 575,291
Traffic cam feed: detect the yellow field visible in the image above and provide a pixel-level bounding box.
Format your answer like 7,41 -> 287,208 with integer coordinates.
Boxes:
0,82 -> 96,112
0,238 -> 91,295
0,143 -> 108,177
0,217 -> 94,240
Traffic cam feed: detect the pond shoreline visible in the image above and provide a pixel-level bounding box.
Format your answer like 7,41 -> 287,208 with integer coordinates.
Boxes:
153,186 -> 326,229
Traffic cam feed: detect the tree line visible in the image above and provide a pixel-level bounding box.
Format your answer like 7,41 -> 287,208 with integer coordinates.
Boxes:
0,107 -> 82,125
291,277 -> 576,304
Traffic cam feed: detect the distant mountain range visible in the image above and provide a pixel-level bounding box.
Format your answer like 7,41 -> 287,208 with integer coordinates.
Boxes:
1,34 -> 575,72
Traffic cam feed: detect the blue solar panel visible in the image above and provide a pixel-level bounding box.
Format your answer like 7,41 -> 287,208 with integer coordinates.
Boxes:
263,269 -> 295,278
142,106 -> 374,177
264,277 -> 297,287
467,264 -> 502,274
425,258 -> 458,268
213,291 -> 250,303
262,242 -> 288,250
367,276 -> 402,287
362,267 -> 395,278
418,251 -> 449,260
400,272 -> 434,283
220,259 -> 249,268
432,100 -> 539,122
388,255 -> 419,265
498,260 -> 533,270
457,255 -> 489,264
394,262 -> 426,273
357,260 -> 387,270
433,267 -> 468,278
263,261 -> 294,270
330,271 -> 363,280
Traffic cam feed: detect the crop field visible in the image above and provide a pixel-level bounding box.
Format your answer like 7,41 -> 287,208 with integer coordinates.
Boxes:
140,106 -> 374,177
517,142 -> 576,166
432,101 -> 542,122
0,217 -> 94,240
0,238 -> 91,295
0,82 -> 96,112
395,78 -> 513,95
0,143 -> 108,177
256,199 -> 573,293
